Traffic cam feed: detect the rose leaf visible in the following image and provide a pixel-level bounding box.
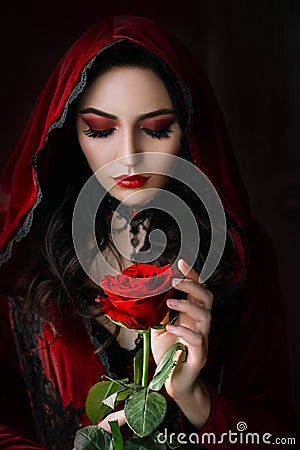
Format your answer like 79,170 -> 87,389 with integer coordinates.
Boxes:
103,388 -> 134,408
124,389 -> 167,437
86,380 -> 128,424
74,425 -> 113,450
148,342 -> 187,392
117,387 -> 135,400
109,420 -> 124,450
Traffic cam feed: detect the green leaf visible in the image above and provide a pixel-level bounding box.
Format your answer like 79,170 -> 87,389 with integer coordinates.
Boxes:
124,389 -> 167,437
74,425 -> 114,450
124,434 -> 167,449
134,347 -> 143,385
109,420 -> 124,450
127,383 -> 144,389
86,380 -> 127,424
103,388 -> 134,409
148,343 -> 187,392
117,388 -> 135,401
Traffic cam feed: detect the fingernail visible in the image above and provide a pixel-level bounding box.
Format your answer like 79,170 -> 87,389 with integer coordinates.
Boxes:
179,258 -> 189,267
199,276 -> 206,286
167,298 -> 178,306
172,278 -> 183,286
166,324 -> 176,331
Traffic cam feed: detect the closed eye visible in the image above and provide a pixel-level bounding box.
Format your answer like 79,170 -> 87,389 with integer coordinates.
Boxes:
83,126 -> 174,140
141,127 -> 173,140
83,127 -> 116,139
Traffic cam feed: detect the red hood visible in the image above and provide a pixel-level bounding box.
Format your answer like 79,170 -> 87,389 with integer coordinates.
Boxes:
0,14 -> 251,290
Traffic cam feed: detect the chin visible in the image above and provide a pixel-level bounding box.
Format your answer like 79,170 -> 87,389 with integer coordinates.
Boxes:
111,187 -> 155,207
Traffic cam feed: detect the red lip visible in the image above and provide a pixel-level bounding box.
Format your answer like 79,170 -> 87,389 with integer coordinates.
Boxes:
113,174 -> 151,188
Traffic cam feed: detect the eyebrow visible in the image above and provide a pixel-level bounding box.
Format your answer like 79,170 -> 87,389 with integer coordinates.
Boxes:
79,107 -> 175,120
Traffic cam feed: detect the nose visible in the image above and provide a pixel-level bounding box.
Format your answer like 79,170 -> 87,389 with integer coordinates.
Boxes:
119,128 -> 140,170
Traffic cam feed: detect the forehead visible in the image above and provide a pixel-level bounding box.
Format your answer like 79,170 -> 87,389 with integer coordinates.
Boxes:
79,65 -> 173,113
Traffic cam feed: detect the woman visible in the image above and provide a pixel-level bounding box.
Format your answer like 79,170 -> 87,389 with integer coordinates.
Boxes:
0,14 -> 295,449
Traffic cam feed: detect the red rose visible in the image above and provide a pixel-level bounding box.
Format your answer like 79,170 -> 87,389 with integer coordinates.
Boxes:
97,263 -> 174,330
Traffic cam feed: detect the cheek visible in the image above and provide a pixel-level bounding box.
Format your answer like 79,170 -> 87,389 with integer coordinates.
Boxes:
79,138 -> 115,171
143,135 -> 182,156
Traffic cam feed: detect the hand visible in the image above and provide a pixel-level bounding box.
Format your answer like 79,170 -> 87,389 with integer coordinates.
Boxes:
151,259 -> 213,401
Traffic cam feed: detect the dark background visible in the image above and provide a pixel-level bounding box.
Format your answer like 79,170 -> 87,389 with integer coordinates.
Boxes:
0,0 -> 299,443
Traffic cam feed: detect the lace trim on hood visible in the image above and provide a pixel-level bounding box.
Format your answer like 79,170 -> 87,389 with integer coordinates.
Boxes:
0,180 -> 42,266
0,43 -> 118,266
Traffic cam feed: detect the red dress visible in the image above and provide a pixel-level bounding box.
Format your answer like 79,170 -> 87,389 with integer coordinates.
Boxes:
0,15 -> 295,449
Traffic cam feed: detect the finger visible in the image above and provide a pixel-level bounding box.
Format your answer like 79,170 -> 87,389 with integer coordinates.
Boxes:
98,410 -> 126,434
178,259 -> 206,287
166,323 -> 206,349
167,300 -> 211,336
167,298 -> 211,323
171,279 -> 213,311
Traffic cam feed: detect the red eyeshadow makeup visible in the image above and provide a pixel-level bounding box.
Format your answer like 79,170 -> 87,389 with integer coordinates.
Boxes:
80,113 -> 118,130
139,114 -> 176,130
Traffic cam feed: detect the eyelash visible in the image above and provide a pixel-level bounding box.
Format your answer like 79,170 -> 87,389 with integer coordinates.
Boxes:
140,127 -> 172,140
83,126 -> 173,140
83,128 -> 116,139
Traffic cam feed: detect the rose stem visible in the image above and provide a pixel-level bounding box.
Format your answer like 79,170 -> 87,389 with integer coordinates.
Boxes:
141,329 -> 150,388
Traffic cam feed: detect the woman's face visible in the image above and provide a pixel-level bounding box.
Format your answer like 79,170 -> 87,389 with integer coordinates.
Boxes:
76,65 -> 182,205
